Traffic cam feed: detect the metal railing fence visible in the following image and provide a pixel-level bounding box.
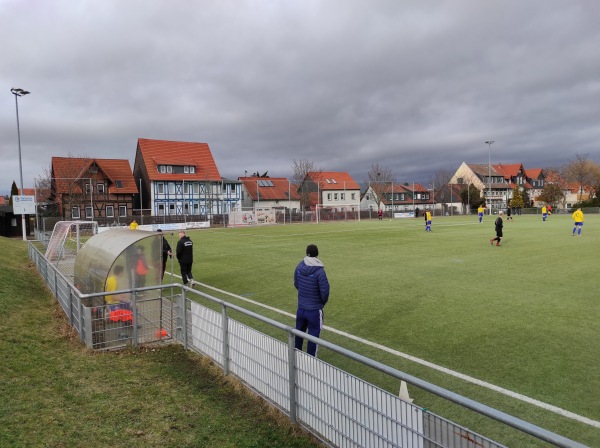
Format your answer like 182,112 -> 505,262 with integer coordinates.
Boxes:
28,242 -> 587,448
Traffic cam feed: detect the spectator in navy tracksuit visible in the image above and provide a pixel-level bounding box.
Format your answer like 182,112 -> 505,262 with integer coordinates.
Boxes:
176,231 -> 194,287
294,244 -> 330,357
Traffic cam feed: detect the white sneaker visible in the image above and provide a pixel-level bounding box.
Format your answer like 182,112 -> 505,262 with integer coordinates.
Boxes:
188,279 -> 194,288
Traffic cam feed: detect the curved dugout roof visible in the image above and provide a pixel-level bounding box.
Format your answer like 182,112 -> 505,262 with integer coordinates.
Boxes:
75,229 -> 163,305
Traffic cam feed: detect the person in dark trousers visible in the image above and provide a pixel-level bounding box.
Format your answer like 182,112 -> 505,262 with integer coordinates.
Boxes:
294,244 -> 330,357
157,229 -> 172,280
176,231 -> 194,287
490,211 -> 504,246
506,207 -> 512,221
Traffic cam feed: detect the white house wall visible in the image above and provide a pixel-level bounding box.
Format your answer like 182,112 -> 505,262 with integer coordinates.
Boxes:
150,180 -> 241,216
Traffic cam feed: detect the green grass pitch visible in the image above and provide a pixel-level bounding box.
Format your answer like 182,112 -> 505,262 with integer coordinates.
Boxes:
173,213 -> 599,446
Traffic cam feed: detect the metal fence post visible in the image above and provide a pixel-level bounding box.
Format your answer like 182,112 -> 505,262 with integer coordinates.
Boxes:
68,287 -> 73,325
54,268 -> 58,298
221,303 -> 230,375
78,298 -> 85,342
132,291 -> 139,351
179,290 -> 188,350
287,331 -> 297,422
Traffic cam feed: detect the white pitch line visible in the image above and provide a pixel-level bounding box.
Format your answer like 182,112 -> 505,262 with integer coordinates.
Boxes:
190,279 -> 600,429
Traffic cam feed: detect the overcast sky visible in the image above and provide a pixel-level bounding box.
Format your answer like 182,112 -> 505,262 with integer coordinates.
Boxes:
1,0 -> 599,195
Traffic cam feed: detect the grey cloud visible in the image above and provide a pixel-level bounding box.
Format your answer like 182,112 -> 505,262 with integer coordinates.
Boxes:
1,0 -> 599,194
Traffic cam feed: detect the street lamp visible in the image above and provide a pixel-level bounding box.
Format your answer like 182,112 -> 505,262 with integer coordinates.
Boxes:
11,87 -> 31,241
485,140 -> 494,215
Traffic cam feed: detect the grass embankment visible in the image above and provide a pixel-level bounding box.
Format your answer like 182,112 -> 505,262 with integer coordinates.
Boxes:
0,237 -> 320,448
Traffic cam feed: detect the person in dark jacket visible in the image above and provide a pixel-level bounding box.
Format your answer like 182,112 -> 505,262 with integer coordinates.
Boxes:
157,229 -> 172,280
176,231 -> 194,287
294,244 -> 330,357
490,211 -> 504,246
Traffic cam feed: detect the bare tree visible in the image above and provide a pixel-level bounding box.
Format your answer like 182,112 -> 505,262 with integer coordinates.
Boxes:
291,159 -> 320,211
366,163 -> 395,211
432,168 -> 453,191
34,164 -> 57,216
544,167 -> 569,209
563,153 -> 596,202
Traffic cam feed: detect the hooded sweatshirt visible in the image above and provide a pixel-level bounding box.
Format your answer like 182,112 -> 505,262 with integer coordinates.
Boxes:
294,256 -> 330,310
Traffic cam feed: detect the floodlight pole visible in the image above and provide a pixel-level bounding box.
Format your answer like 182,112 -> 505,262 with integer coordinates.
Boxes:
11,87 -> 30,241
485,140 -> 494,215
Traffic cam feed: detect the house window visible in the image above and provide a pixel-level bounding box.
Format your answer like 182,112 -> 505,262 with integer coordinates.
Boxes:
97,183 -> 105,194
193,203 -> 199,214
119,205 -> 127,217
159,165 -> 166,173
184,166 -> 189,173
166,165 -> 173,173
106,205 -> 114,217
72,207 -> 80,219
341,193 -> 345,201
85,207 -> 93,219
168,183 -> 175,194
334,193 -> 338,200
184,202 -> 190,214
169,204 -> 175,215
193,183 -> 199,194
115,180 -> 123,188
327,193 -> 332,201
190,166 -> 195,173
158,204 -> 165,215
183,183 -> 189,194
85,183 -> 91,194
157,183 -> 164,194
351,193 -> 356,200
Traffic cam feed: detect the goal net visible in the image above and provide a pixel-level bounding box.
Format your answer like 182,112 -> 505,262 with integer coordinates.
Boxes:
313,204 -> 361,223
45,221 -> 98,279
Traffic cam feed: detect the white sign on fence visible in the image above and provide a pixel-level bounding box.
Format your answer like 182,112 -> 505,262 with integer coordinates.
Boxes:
13,195 -> 36,215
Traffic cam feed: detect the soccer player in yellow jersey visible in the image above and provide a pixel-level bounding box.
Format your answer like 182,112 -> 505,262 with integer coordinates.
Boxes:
105,265 -> 125,305
477,205 -> 485,223
572,208 -> 584,236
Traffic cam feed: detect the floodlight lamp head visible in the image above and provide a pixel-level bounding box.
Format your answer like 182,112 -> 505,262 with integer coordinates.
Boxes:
10,87 -> 30,96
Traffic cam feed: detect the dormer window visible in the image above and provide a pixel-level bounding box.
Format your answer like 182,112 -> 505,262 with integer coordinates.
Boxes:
115,180 -> 123,188
167,166 -> 172,173
190,166 -> 195,173
159,165 -> 166,173
184,166 -> 189,173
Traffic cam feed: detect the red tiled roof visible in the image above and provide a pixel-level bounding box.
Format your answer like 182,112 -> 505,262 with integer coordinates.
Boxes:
306,171 -> 360,190
17,188 -> 36,195
494,163 -> 523,179
137,138 -> 221,181
52,157 -> 137,194
239,177 -> 300,201
525,168 -> 543,179
0,196 -> 6,206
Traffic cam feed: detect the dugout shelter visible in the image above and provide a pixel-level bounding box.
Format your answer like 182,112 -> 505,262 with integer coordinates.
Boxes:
74,228 -> 163,307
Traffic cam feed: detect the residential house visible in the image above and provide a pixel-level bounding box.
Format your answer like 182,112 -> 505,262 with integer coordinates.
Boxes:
450,162 -> 545,210
300,171 -> 361,211
524,168 -> 545,207
434,184 -> 465,215
360,182 -> 434,214
239,177 -> 300,212
133,138 -> 241,217
51,157 -> 137,221
543,171 -> 590,209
